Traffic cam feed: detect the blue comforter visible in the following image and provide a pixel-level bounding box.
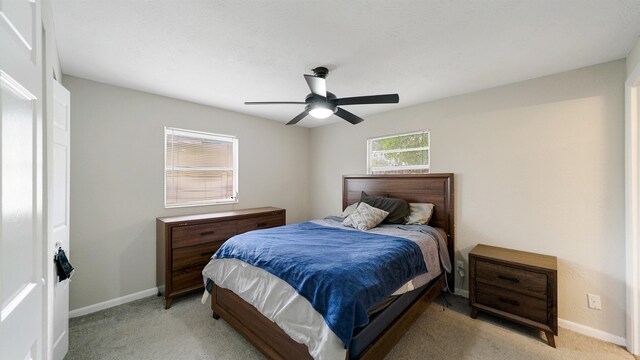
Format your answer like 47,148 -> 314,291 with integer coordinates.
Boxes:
213,221 -> 428,348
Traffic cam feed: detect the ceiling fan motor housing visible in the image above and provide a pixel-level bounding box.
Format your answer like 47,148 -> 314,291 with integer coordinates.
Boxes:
305,91 -> 336,103
305,91 -> 337,112
312,66 -> 329,78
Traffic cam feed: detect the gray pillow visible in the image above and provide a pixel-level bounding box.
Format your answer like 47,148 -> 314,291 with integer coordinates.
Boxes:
342,202 -> 389,231
339,192 -> 386,217
360,192 -> 409,224
340,202 -> 359,217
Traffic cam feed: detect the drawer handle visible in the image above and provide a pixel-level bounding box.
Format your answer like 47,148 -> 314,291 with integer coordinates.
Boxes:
497,274 -> 520,283
256,222 -> 267,227
498,297 -> 520,306
200,231 -> 215,236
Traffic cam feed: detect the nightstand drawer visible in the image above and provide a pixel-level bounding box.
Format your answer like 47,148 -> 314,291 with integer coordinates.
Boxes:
476,260 -> 547,297
476,284 -> 547,324
172,220 -> 237,248
237,213 -> 284,234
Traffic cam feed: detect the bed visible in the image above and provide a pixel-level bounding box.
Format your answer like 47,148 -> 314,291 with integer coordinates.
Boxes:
203,174 -> 455,360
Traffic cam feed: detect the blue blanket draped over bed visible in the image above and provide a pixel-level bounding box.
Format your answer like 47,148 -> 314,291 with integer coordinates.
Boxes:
213,221 -> 428,348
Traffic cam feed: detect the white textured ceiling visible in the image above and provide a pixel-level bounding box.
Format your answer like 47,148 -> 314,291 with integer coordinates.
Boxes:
52,0 -> 640,127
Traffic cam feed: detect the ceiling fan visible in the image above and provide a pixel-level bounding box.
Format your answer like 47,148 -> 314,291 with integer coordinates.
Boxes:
244,67 -> 400,125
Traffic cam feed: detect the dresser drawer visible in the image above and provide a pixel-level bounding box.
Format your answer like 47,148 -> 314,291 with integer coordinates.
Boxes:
171,266 -> 204,292
476,284 -> 548,324
476,260 -> 547,297
237,213 -> 284,234
172,220 -> 237,248
172,242 -> 221,271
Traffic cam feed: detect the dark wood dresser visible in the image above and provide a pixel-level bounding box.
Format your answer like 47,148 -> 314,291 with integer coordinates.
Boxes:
469,244 -> 558,347
156,207 -> 285,309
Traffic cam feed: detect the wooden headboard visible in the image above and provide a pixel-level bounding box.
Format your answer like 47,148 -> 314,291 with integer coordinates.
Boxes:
343,174 -> 455,286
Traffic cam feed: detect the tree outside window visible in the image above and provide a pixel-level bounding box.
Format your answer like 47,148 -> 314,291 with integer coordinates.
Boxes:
367,131 -> 430,174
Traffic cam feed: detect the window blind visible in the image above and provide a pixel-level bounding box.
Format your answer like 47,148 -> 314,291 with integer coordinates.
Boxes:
165,127 -> 238,207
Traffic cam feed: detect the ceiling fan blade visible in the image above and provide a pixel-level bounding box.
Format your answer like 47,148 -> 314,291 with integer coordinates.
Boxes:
245,101 -> 306,105
335,107 -> 364,125
304,74 -> 327,97
335,94 -> 399,106
286,109 -> 310,125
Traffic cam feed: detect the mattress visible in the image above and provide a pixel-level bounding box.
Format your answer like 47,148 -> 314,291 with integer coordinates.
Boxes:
350,281 -> 435,359
367,227 -> 447,316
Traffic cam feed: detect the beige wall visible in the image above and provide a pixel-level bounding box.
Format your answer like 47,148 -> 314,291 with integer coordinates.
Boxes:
63,76 -> 310,310
309,60 -> 626,337
627,37 -> 640,77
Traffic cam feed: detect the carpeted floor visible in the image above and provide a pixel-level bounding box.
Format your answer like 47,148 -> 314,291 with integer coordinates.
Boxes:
67,292 -> 633,360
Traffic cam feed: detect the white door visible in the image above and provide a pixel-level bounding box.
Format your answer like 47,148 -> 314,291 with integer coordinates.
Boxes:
0,0 -> 45,359
52,80 -> 70,360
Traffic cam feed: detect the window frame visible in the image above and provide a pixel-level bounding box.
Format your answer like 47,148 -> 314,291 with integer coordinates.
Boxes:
366,130 -> 430,174
164,126 -> 239,208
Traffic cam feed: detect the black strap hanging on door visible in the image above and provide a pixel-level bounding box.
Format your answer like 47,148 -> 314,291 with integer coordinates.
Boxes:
54,247 -> 74,282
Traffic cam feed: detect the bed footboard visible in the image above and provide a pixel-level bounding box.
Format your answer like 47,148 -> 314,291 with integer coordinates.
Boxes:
212,282 -> 312,360
210,275 -> 444,360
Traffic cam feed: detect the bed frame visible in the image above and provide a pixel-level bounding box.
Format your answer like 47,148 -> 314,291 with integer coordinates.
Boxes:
211,174 -> 455,360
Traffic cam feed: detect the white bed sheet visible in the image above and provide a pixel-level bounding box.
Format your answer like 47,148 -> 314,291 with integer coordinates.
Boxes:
202,221 -> 444,360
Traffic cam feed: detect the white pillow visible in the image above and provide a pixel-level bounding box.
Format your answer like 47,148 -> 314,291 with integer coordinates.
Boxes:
405,203 -> 435,225
342,202 -> 389,231
340,202 -> 358,217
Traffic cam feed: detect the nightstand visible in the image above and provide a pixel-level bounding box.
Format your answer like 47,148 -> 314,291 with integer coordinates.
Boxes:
469,244 -> 558,347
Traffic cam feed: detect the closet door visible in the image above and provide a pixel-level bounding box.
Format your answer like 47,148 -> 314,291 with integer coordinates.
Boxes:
0,0 -> 45,359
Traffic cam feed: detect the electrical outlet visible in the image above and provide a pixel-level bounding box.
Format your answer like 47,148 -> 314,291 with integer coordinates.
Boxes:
456,261 -> 465,278
587,293 -> 602,310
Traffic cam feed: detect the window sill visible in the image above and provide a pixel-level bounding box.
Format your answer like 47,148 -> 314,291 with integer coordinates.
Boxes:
164,199 -> 239,209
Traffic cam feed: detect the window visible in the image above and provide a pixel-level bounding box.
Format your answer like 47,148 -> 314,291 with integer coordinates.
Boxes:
165,127 -> 238,207
367,130 -> 430,174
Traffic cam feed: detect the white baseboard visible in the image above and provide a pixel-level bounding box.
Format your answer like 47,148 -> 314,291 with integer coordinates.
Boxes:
558,319 -> 626,347
454,288 -> 469,298
452,287 -> 625,347
69,287 -> 158,318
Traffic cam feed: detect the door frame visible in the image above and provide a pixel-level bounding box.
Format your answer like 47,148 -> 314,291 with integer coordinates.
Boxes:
626,60 -> 640,356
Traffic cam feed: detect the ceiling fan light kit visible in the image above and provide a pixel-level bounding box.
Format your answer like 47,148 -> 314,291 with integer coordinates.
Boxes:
244,66 -> 399,125
308,106 -> 335,119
